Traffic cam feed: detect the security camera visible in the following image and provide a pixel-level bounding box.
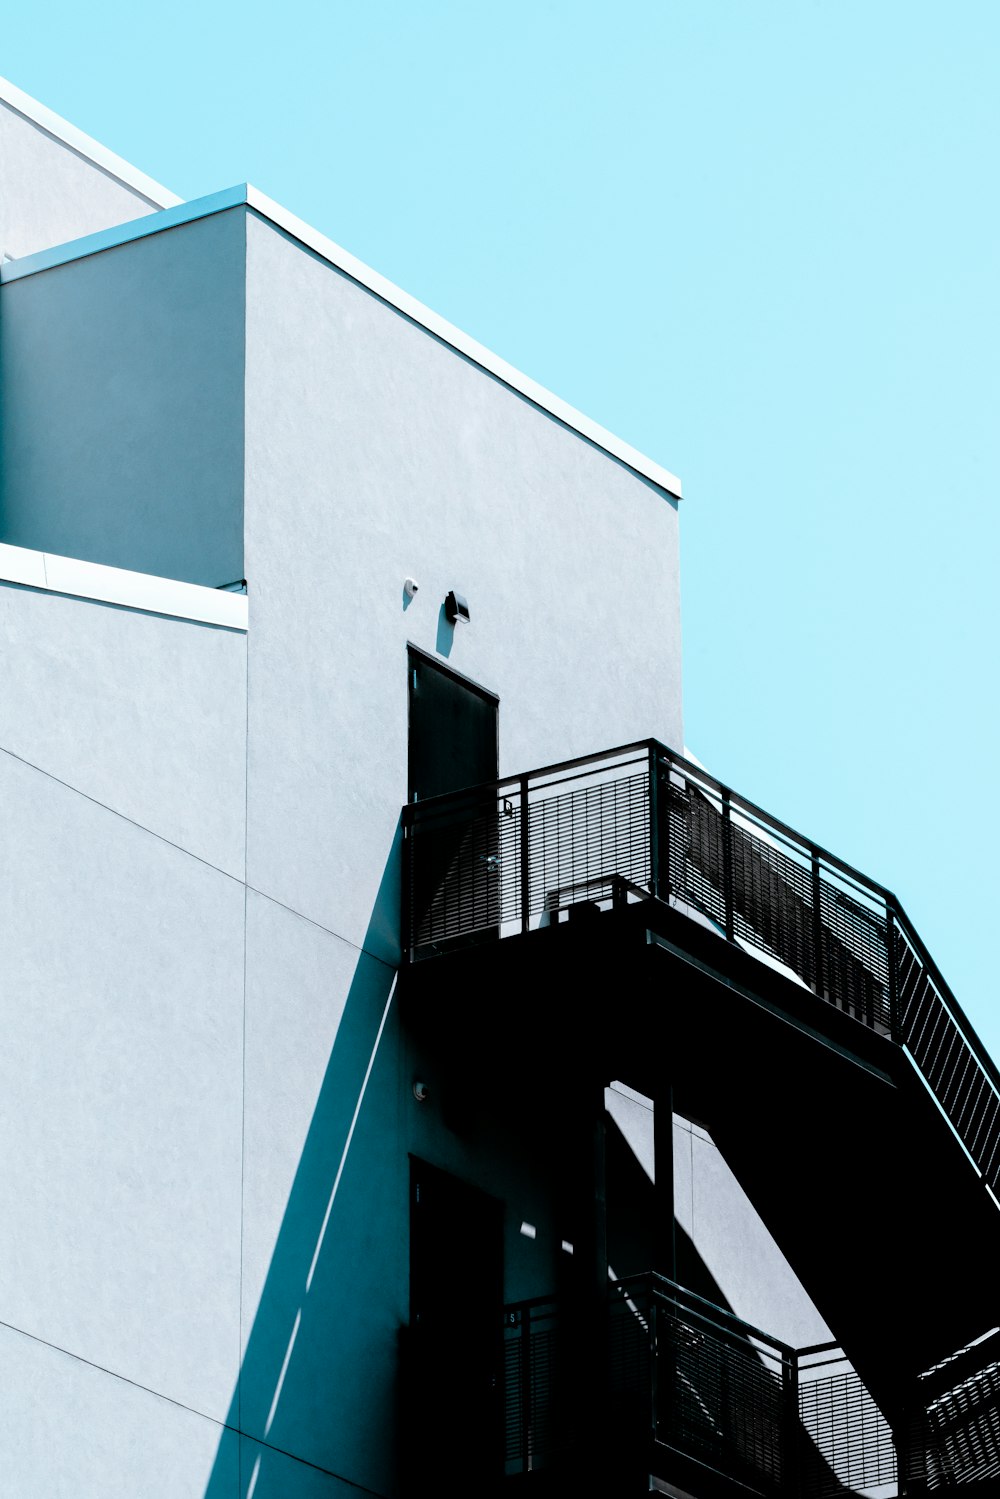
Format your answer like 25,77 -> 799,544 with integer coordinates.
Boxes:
404,578 -> 419,598
413,1080 -> 429,1103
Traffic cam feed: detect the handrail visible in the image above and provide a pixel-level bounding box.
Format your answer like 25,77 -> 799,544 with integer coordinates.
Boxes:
501,1273 -> 896,1495
614,1270 -> 796,1360
403,736 -> 1000,1199
891,891 -> 1000,1102
403,737 -> 889,900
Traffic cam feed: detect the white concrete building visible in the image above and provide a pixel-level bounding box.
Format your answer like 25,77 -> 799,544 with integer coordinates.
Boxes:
3,78 -> 999,1499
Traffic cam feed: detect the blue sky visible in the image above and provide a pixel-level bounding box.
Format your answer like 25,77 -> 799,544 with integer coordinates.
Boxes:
5,2 -> 999,1054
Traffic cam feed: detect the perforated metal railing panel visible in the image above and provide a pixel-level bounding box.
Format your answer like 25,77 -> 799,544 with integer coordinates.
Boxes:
649,1309 -> 787,1491
670,779 -> 892,1032
408,755 -> 650,952
798,1368 -> 896,1496
922,1357 -> 1000,1489
501,1279 -> 897,1495
526,771 -> 650,913
896,922 -> 1000,1192
502,1300 -> 570,1474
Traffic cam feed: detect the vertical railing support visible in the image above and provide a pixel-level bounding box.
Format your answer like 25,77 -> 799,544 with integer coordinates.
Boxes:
649,744 -> 660,898
649,1293 -> 659,1445
721,789 -> 734,942
886,903 -> 901,1042
811,849 -> 824,998
661,749 -> 672,901
782,1350 -> 800,1496
402,814 -> 413,963
520,776 -> 530,935
519,1306 -> 532,1474
654,1069 -> 676,1283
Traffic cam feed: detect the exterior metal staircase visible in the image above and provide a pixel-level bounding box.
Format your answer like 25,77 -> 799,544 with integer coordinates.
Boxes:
404,740 -> 1000,1204
402,741 -> 1000,1492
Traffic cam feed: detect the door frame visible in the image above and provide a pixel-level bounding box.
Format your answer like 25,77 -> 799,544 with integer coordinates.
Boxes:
406,643 -> 499,803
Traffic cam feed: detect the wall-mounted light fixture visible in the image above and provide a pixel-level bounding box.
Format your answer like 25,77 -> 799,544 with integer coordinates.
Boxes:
445,590 -> 470,625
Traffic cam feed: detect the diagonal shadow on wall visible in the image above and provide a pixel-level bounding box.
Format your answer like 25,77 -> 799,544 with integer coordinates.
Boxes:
204,832 -> 405,1499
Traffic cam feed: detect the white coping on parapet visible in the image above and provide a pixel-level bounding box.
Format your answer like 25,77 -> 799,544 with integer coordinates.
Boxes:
0,75 -> 180,210
0,543 -> 248,631
0,184 -> 683,501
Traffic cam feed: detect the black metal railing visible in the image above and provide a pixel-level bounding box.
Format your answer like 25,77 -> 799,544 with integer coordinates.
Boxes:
501,1274 -> 896,1495
403,739 -> 1000,1207
914,1329 -> 1000,1490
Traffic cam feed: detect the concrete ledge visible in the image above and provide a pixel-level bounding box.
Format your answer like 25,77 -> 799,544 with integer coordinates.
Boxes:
0,543 -> 248,630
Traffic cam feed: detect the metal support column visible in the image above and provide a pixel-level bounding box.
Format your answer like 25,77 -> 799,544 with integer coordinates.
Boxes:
654,1076 -> 676,1283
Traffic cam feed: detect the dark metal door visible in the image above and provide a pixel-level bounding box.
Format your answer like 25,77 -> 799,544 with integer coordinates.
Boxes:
408,1160 -> 504,1484
407,648 -> 498,802
407,650 -> 501,952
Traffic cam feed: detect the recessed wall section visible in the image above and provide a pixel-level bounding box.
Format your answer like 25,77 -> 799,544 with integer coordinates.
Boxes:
0,207 -> 246,586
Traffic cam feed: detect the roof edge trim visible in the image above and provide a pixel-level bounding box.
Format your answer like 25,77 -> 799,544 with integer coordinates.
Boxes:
0,182 -> 683,499
245,187 -> 683,499
0,75 -> 181,209
0,185 -> 245,283
0,543 -> 248,631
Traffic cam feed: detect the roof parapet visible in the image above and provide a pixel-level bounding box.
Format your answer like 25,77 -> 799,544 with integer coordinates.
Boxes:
1,181 -> 682,501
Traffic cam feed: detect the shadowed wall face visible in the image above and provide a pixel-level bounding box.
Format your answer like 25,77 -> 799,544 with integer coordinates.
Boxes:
0,207 -> 246,586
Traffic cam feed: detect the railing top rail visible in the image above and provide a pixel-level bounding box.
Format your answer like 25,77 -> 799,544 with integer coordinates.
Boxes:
796,1340 -> 844,1359
613,1271 -> 798,1361
502,1293 -> 561,1317
402,738 -> 658,819
655,744 -> 894,904
403,736 -> 891,903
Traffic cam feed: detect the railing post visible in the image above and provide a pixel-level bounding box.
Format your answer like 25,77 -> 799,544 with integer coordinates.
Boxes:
886,903 -> 901,1042
721,789 -> 734,942
520,776 -> 530,936
649,745 -> 660,898
402,813 -> 413,963
782,1350 -> 799,1496
661,751 -> 671,900
649,1292 -> 659,1444
519,1306 -> 532,1474
811,849 -> 824,998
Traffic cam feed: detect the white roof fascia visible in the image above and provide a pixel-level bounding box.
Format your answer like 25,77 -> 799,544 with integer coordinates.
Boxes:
0,75 -> 181,209
0,183 -> 683,500
0,185 -> 244,283
0,543 -> 248,631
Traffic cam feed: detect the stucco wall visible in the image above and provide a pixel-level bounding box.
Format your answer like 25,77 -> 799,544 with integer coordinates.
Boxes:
0,582 -> 247,875
0,748 -> 244,1418
0,584 -> 248,1488
0,99 -> 162,262
243,208 -> 682,960
0,200 -> 687,1498
229,208 -> 684,1497
0,208 -> 245,586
